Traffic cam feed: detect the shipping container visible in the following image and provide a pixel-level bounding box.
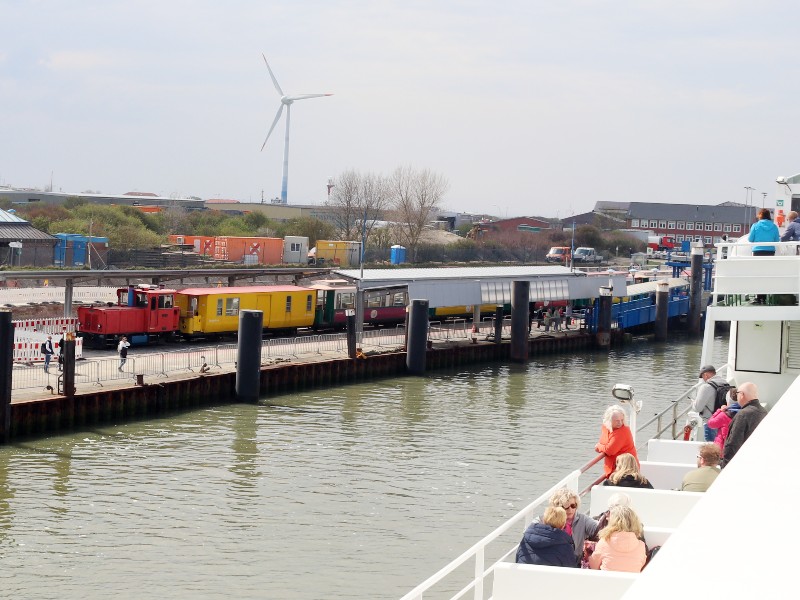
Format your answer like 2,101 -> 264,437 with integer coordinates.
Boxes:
313,240 -> 360,267
213,236 -> 283,264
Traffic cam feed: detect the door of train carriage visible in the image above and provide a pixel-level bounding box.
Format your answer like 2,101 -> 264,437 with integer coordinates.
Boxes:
147,291 -> 179,334
313,288 -> 337,328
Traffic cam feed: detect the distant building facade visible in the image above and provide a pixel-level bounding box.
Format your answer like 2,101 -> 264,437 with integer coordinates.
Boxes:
595,201 -> 757,247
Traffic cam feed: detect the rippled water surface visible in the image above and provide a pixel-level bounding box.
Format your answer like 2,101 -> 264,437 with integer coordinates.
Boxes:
0,335 -> 727,599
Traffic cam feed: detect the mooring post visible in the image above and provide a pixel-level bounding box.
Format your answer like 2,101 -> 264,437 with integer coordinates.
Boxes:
62,334 -> 76,397
406,299 -> 429,375
236,310 -> 264,402
655,280 -> 669,342
688,243 -> 704,337
346,309 -> 357,358
596,286 -> 613,348
494,305 -> 503,344
0,310 -> 12,443
510,281 -> 530,362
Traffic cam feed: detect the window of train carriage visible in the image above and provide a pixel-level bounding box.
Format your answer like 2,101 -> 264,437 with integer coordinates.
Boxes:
191,297 -> 198,316
393,292 -> 406,306
367,293 -> 382,308
285,296 -> 292,312
225,297 -> 239,316
158,294 -> 174,309
306,294 -> 313,312
337,293 -> 355,309
216,299 -> 223,316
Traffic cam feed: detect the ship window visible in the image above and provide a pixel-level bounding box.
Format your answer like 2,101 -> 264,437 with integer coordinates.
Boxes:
285,296 -> 292,312
226,297 -> 239,316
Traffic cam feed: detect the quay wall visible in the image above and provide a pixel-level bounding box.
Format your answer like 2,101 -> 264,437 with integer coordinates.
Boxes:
9,332 -> 605,441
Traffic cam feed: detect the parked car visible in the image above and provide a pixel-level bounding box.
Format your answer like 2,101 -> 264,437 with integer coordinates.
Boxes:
545,246 -> 571,263
573,247 -> 604,263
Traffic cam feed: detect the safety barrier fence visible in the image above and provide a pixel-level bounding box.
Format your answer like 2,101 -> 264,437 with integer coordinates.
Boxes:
10,321 -> 543,395
13,317 -> 78,335
0,286 -> 119,305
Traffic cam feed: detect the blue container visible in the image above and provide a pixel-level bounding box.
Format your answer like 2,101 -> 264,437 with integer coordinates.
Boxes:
681,240 -> 691,252
53,233 -> 109,266
390,245 -> 406,265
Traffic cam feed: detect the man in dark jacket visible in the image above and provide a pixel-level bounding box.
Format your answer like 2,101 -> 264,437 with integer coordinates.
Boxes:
780,211 -> 800,242
516,506 -> 577,567
721,382 -> 767,468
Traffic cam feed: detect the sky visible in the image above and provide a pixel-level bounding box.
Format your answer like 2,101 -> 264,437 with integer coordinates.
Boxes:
1,1 -> 799,218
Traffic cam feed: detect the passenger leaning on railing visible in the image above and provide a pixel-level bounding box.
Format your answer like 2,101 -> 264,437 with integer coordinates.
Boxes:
749,207 -> 780,304
595,405 -> 638,477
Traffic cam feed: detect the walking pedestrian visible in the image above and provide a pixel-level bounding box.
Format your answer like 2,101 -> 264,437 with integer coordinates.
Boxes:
41,335 -> 55,373
117,336 -> 130,371
57,334 -> 65,371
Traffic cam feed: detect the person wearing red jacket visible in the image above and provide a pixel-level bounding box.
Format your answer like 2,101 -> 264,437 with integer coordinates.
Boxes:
595,405 -> 638,477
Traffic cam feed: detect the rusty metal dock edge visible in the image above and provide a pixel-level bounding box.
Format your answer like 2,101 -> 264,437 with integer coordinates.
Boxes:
10,333 -> 606,441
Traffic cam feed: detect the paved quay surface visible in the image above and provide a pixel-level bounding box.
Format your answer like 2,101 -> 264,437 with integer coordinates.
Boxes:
11,324 -> 588,404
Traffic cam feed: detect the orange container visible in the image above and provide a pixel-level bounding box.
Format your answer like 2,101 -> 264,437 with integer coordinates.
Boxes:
213,237 -> 283,264
169,235 -> 216,256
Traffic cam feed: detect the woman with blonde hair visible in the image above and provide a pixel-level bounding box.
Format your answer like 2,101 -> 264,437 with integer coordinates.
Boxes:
588,505 -> 647,572
603,453 -> 653,488
546,487 -> 599,566
516,506 -> 576,567
595,405 -> 638,477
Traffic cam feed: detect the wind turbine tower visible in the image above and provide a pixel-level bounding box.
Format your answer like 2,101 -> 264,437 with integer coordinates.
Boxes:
261,54 -> 332,204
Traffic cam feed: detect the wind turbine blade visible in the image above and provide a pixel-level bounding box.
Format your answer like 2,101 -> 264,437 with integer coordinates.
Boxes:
286,93 -> 333,101
262,53 -> 284,96
261,104 -> 284,151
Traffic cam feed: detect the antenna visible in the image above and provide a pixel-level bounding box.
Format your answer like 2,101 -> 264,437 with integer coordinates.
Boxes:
261,55 -> 333,205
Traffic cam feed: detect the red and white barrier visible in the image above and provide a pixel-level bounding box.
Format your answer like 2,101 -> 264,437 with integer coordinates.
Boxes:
13,337 -> 84,363
13,317 -> 78,335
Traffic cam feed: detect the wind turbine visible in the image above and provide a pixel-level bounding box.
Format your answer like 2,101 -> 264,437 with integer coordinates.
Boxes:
261,54 -> 332,204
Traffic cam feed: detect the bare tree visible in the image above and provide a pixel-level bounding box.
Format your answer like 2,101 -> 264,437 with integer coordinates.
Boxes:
328,169 -> 391,246
390,166 -> 449,262
327,169 -> 361,240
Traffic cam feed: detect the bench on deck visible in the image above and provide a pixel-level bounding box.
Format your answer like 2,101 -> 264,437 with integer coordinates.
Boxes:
642,525 -> 673,549
646,439 -> 704,464
639,460 -> 696,490
590,486 -> 702,529
492,562 -> 637,600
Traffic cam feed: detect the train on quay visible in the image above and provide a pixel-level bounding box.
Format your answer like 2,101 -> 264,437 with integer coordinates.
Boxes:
75,280 -> 507,347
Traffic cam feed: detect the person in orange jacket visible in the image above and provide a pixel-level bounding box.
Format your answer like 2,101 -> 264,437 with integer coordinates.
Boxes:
595,405 -> 638,477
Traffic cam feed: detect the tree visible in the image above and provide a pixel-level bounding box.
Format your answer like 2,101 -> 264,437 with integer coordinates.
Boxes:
327,170 -> 361,240
389,166 -> 449,262
328,170 -> 390,245
273,217 -> 335,248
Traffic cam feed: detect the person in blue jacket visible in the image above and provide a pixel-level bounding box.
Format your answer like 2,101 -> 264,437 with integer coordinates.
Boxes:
515,506 -> 577,567
748,208 -> 780,304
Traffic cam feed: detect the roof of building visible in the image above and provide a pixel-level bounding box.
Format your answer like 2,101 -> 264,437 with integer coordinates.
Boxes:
626,202 -> 757,223
0,209 -> 27,224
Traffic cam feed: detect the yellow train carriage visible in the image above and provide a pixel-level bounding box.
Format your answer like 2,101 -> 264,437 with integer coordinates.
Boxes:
432,304 -> 498,318
176,285 -> 316,336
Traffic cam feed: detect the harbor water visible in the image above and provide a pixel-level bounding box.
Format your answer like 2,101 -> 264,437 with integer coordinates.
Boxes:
0,335 -> 728,599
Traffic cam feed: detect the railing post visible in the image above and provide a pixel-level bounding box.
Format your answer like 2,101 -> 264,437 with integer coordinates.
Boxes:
473,547 -> 485,600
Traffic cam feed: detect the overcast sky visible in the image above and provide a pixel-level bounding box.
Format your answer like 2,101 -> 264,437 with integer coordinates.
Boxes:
1,1 -> 798,218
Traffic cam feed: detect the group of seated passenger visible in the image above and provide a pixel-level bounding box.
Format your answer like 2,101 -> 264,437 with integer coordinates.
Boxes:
516,487 -> 648,572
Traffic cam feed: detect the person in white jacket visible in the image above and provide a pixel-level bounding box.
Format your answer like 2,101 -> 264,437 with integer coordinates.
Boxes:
117,336 -> 130,371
